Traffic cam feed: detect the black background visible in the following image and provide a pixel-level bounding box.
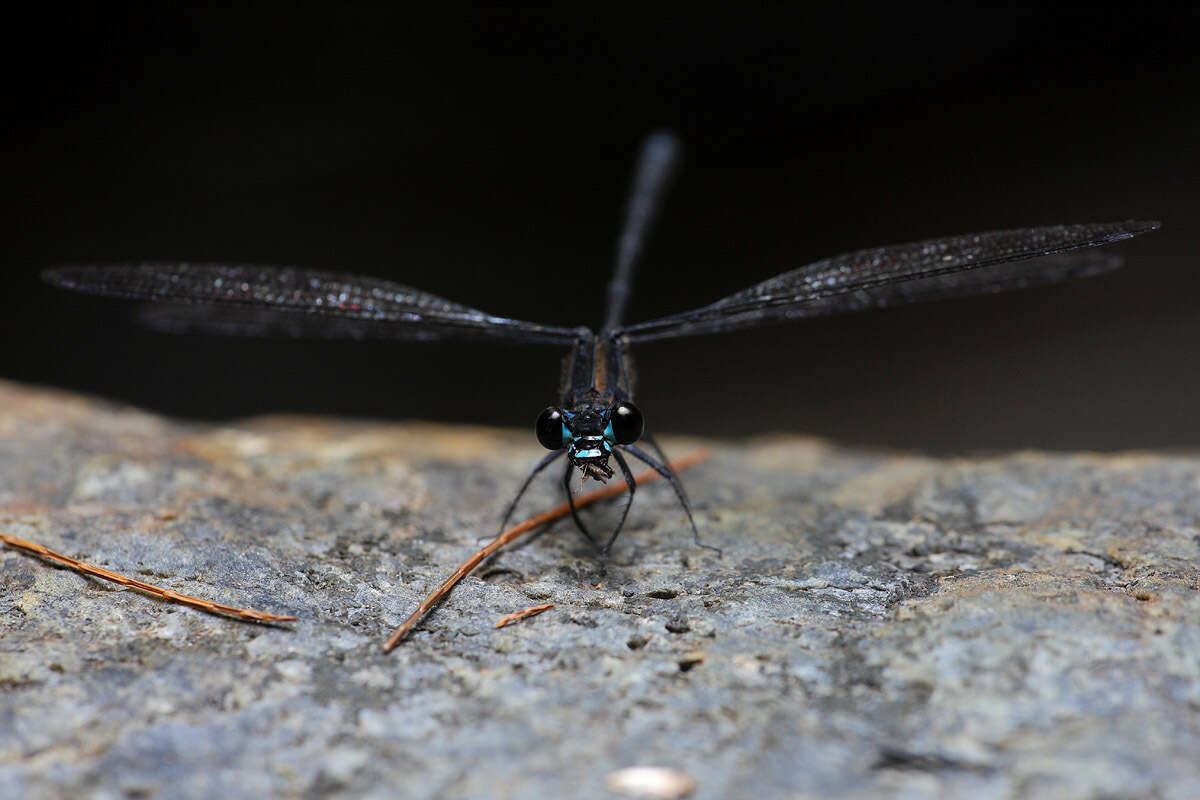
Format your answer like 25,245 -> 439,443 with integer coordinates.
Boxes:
3,7 -> 1197,453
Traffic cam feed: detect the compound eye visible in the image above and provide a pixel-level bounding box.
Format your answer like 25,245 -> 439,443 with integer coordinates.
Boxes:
535,407 -> 567,450
610,402 -> 644,444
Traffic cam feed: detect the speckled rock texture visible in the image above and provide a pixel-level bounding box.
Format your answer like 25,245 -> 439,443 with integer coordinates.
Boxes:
1,379 -> 1198,799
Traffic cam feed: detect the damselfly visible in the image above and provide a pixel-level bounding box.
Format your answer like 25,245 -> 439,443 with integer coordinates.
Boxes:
43,133 -> 1159,555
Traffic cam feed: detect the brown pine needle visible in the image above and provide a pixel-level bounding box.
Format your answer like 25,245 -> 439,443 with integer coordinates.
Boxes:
495,602 -> 555,628
0,533 -> 298,623
383,447 -> 711,651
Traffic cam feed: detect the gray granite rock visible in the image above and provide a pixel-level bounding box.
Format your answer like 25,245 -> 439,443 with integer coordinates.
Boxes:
1,379 -> 1198,799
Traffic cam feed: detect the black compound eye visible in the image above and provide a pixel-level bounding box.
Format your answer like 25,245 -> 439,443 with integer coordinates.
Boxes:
610,402 -> 644,445
535,407 -> 566,450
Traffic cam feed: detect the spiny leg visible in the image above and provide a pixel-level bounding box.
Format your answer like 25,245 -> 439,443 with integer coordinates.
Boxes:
599,449 -> 638,556
631,435 -> 692,516
497,449 -> 566,535
620,442 -> 722,556
562,460 -> 602,550
641,431 -> 672,469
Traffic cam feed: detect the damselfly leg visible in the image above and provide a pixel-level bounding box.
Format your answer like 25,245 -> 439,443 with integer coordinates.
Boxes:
620,442 -> 721,556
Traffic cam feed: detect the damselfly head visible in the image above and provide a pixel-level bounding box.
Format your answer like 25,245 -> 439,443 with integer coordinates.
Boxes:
568,424 -> 616,483
535,401 -> 646,484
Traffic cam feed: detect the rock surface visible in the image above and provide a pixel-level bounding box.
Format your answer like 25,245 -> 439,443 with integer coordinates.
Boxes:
1,379 -> 1198,799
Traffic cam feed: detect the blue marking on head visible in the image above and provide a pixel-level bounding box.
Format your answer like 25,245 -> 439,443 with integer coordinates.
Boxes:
574,448 -> 604,459
603,421 -> 615,443
560,423 -> 571,448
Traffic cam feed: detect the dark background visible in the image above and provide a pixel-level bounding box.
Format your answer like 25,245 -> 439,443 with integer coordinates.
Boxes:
2,7 -> 1196,453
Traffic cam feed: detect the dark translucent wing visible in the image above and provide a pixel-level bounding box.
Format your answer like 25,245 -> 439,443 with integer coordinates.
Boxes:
43,263 -> 581,345
618,221 -> 1159,342
130,304 -> 557,343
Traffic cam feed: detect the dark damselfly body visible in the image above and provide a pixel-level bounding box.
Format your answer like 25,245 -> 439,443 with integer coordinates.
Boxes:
43,133 -> 1159,556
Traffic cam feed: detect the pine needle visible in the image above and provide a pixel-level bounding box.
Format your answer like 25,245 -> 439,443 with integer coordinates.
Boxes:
495,602 -> 555,628
382,448 -> 710,651
0,533 -> 297,623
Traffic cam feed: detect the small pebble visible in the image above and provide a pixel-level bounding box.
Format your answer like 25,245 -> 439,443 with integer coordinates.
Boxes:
606,766 -> 696,799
